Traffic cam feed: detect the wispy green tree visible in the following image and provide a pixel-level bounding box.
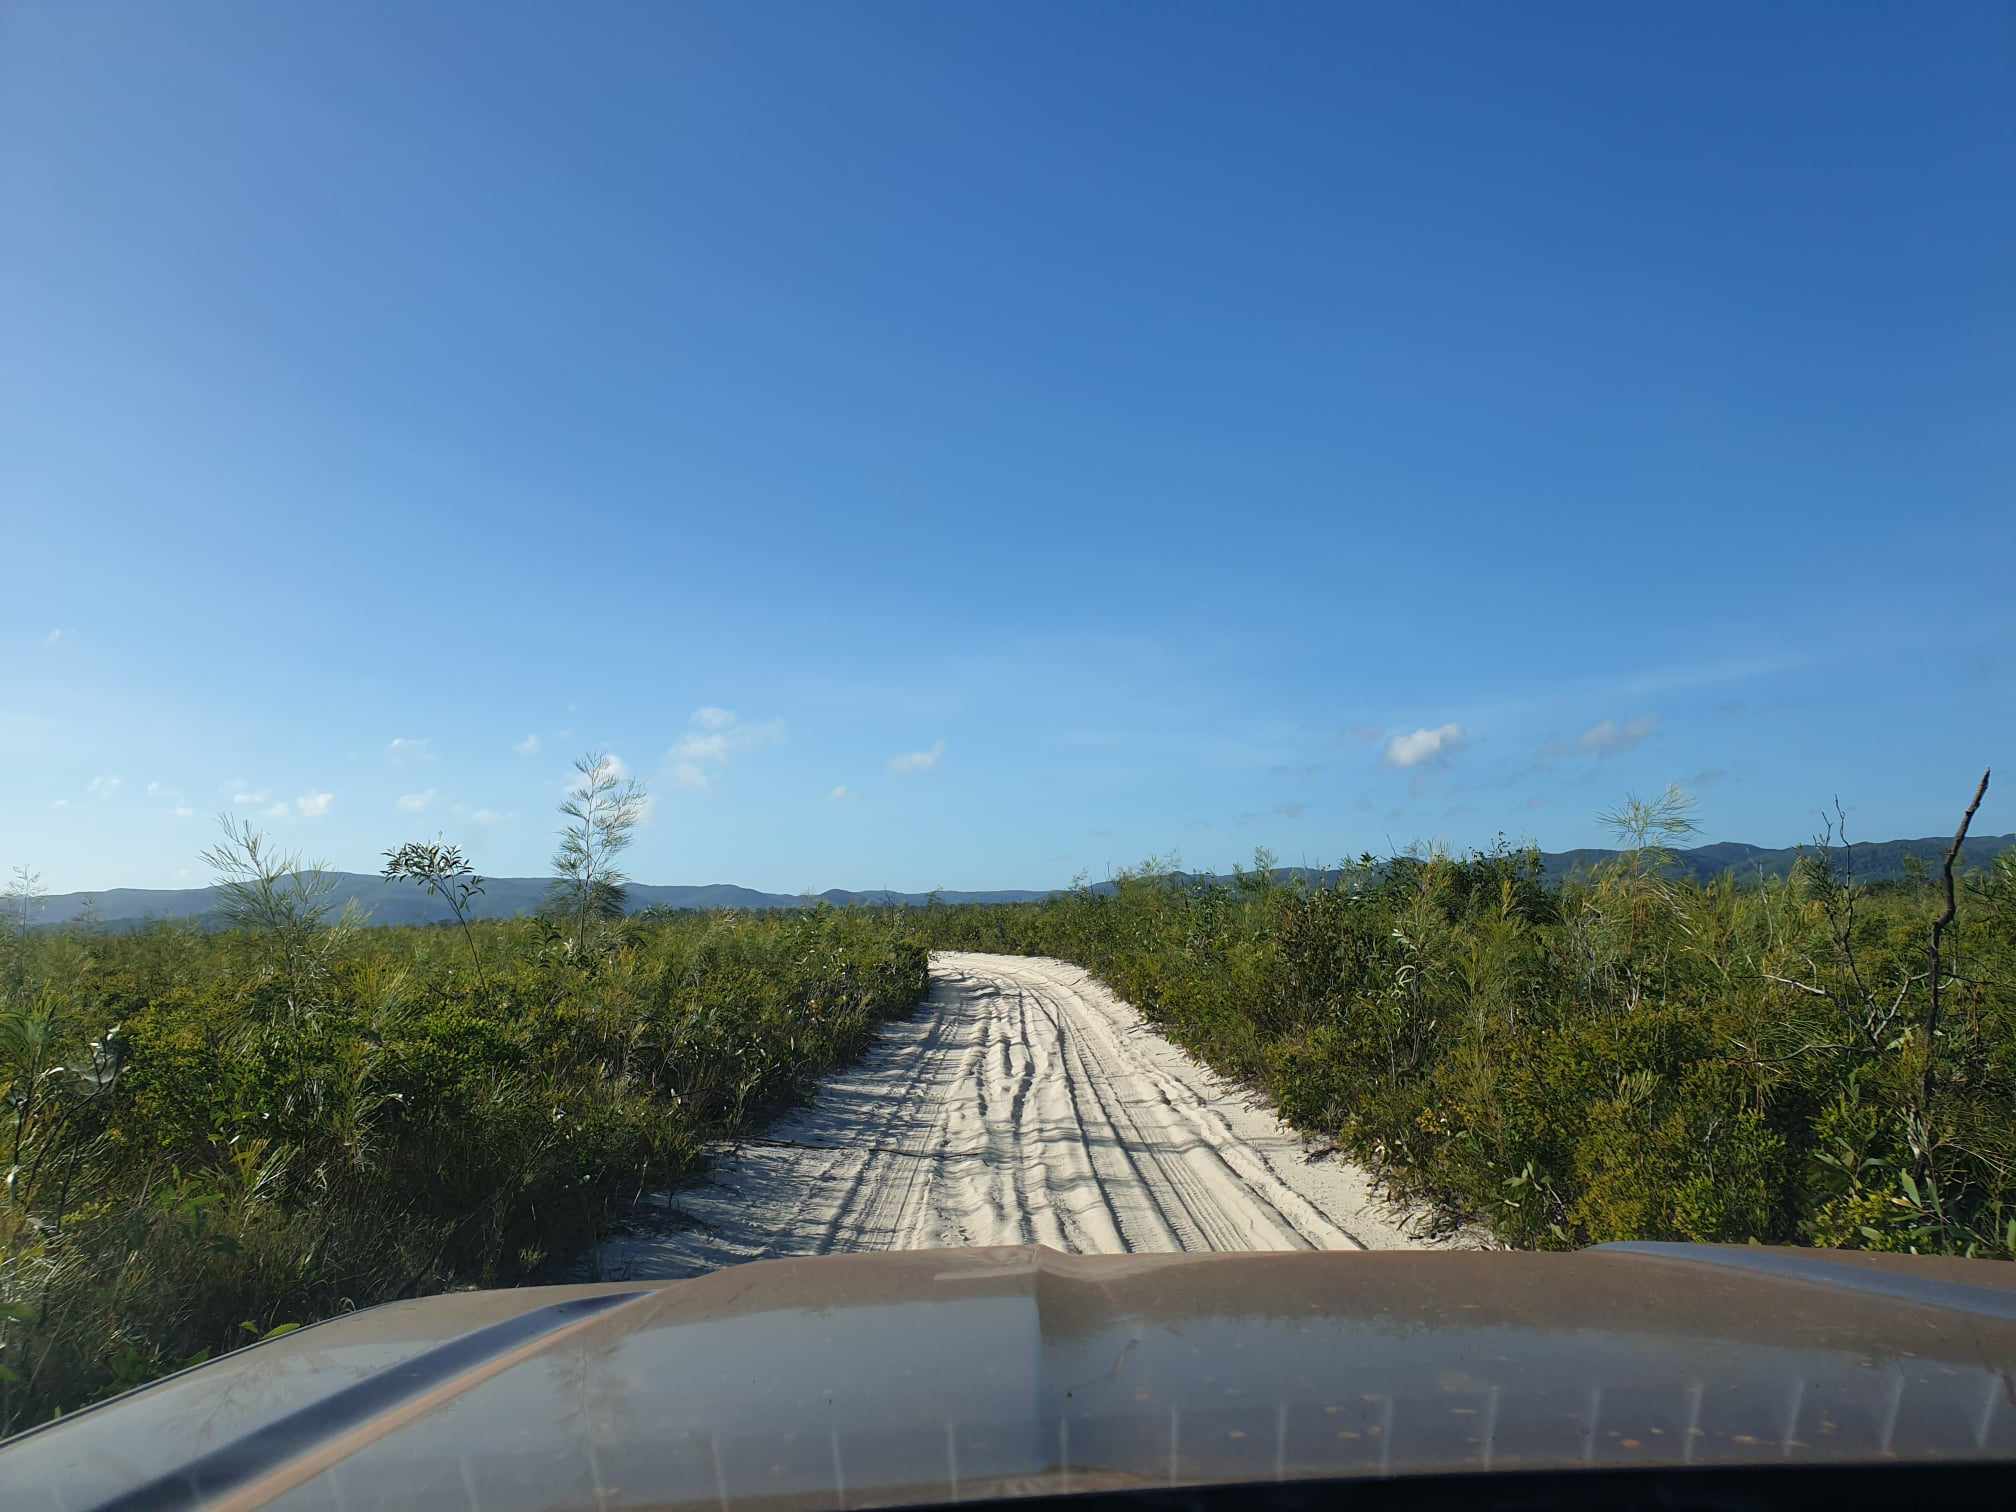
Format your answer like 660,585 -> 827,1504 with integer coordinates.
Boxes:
1574,785 -> 1700,1010
4,866 -> 45,933
381,840 -> 488,991
1,867 -> 47,992
549,753 -> 648,949
199,816 -> 355,1015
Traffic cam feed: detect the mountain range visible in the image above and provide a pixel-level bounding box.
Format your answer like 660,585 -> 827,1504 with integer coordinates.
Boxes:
17,831 -> 2014,931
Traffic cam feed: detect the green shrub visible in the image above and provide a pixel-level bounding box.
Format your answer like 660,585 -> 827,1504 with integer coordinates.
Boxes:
901,833 -> 2015,1264
0,907 -> 926,1432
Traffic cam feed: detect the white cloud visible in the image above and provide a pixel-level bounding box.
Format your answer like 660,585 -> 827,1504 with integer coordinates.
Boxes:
1577,716 -> 1660,756
232,784 -> 271,805
45,629 -> 63,646
295,792 -> 334,818
50,798 -> 69,809
262,801 -> 290,819
172,805 -> 194,818
397,789 -> 437,813
86,775 -> 123,799
667,709 -> 785,786
888,740 -> 945,775
471,807 -> 507,825
830,785 -> 852,800
674,732 -> 731,763
513,734 -> 541,757
1384,724 -> 1465,769
387,736 -> 431,760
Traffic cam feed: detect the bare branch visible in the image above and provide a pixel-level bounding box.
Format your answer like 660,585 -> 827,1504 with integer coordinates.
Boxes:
1921,767 -> 1991,1169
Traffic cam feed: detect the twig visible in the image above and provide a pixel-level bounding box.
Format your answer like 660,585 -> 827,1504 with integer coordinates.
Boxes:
1921,768 -> 1990,1172
1761,973 -> 1834,1000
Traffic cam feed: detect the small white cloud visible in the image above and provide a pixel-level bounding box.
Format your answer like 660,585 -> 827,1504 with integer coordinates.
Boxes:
667,709 -> 784,785
45,629 -> 63,645
471,807 -> 508,825
387,736 -> 432,760
295,792 -> 334,818
1383,724 -> 1465,769
674,731 -> 731,763
513,734 -> 541,757
1577,715 -> 1660,756
87,775 -> 124,799
172,805 -> 194,818
396,789 -> 437,813
888,739 -> 945,775
830,785 -> 852,800
262,801 -> 290,819
50,797 -> 69,809
232,785 -> 271,805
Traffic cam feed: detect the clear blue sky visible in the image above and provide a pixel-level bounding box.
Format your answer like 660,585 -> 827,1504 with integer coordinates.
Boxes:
3,3 -> 2010,894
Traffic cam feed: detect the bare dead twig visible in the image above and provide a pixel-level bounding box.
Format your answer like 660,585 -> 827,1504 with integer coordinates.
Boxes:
1761,973 -> 1834,1000
1921,768 -> 1991,1172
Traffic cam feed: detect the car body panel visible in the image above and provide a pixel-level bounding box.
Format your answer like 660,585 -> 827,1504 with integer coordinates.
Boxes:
5,1244 -> 2014,1509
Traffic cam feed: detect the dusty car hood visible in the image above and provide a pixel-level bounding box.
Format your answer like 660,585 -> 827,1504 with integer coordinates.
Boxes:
6,1243 -> 2015,1509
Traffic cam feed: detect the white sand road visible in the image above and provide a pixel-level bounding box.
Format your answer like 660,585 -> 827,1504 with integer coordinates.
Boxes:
596,952 -> 1434,1278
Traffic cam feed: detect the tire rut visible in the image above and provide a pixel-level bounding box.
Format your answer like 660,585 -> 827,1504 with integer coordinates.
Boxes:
593,952 -> 1429,1280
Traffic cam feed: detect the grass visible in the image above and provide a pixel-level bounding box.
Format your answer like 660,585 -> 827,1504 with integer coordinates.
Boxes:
6,781 -> 2010,1434
0,902 -> 925,1433
895,823 -> 2016,1259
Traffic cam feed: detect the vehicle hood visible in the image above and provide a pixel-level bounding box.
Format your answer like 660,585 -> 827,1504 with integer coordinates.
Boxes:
6,1243 -> 2015,1509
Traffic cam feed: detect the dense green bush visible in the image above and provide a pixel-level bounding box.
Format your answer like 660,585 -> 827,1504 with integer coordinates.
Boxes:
901,834 -> 2016,1262
0,905 -> 925,1432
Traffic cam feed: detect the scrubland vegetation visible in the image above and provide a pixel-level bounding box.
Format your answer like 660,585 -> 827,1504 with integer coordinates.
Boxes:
0,757 -> 925,1433
4,762 -> 2006,1434
901,782 -> 2015,1260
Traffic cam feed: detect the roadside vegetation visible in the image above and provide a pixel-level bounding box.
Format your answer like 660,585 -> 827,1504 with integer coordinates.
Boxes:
4,759 -> 2006,1431
902,777 -> 2015,1261
0,756 -> 926,1433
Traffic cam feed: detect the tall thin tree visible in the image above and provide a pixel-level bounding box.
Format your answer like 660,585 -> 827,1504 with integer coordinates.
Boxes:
381,840 -> 489,991
549,752 -> 648,949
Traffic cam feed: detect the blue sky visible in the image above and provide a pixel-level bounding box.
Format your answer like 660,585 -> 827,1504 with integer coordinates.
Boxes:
3,3 -> 2011,894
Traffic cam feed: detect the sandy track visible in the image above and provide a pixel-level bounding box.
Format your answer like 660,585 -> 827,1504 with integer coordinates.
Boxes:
595,952 -> 1430,1278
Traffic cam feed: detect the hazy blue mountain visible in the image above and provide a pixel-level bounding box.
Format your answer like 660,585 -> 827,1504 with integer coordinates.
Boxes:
1529,832 -> 2015,885
19,875 -> 1063,929
21,832 -> 2013,930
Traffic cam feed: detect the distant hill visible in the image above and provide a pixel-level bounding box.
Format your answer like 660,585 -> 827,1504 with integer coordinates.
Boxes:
19,876 -> 1055,930
21,832 -> 2013,930
1529,832 -> 2016,886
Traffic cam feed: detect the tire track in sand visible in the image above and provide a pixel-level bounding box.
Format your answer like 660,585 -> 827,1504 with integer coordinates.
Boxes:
595,952 -> 1431,1279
